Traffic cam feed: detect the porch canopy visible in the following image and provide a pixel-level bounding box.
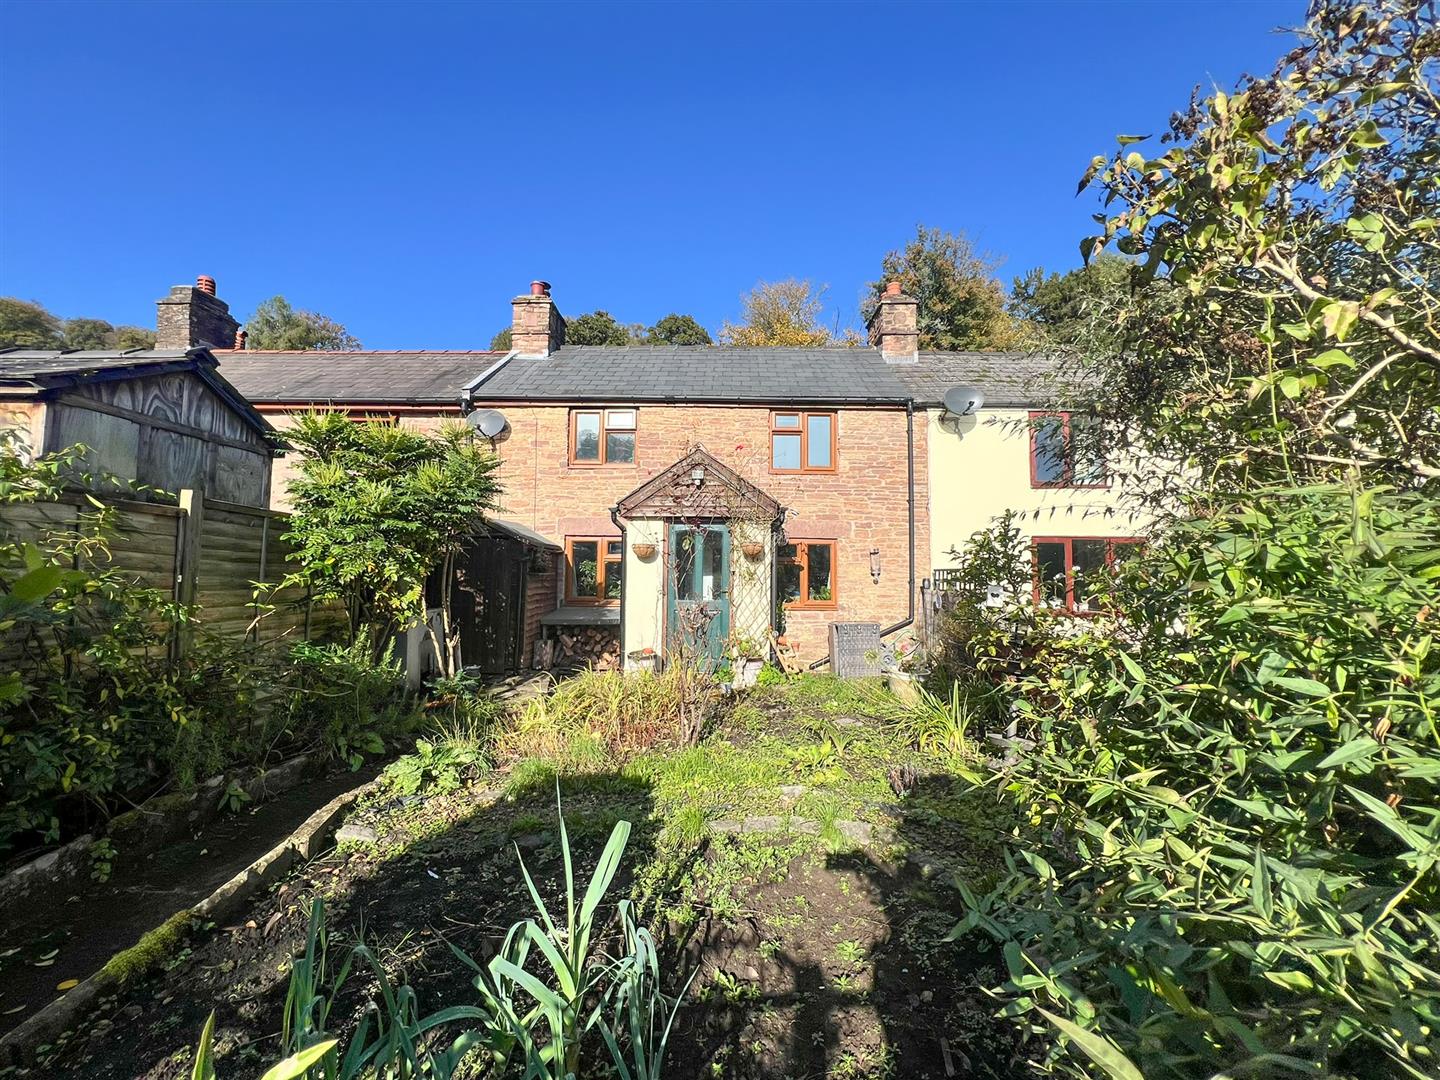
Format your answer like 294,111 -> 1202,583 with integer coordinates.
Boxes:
615,446 -> 784,669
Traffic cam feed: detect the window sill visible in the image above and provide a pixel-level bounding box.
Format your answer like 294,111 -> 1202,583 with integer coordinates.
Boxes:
1031,482 -> 1112,491
784,602 -> 839,612
568,461 -> 637,469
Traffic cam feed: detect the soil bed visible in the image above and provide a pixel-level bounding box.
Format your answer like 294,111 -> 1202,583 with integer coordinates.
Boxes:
11,676 -> 1029,1079
0,761 -> 382,1040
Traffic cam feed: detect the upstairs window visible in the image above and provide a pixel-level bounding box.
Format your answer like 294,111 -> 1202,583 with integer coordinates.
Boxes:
770,411 -> 836,473
1030,411 -> 1107,488
779,540 -> 837,609
1033,536 -> 1142,612
571,409 -> 636,465
566,537 -> 623,603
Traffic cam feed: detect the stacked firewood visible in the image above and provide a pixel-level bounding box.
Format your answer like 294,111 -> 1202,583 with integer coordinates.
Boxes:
554,627 -> 621,670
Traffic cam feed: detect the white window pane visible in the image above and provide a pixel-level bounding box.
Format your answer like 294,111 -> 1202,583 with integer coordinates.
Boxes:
806,414 -> 833,468
773,414 -> 801,429
607,409 -> 636,429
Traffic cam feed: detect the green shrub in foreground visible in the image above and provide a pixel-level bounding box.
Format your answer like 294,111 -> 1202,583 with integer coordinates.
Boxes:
953,485 -> 1440,1078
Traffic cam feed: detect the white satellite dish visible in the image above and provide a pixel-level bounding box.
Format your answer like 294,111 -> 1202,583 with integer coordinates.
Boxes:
943,386 -> 985,417
467,408 -> 508,437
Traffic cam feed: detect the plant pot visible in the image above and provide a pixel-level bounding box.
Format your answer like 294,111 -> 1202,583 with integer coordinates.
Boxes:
887,670 -> 922,706
632,542 -> 656,560
741,541 -> 764,560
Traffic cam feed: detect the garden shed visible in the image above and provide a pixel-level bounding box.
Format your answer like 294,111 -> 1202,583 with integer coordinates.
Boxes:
0,348 -> 277,506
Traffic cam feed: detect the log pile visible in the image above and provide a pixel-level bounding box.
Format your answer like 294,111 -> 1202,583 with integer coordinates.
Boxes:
554,627 -> 621,670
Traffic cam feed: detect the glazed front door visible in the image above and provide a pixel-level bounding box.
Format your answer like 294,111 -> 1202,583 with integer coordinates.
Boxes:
666,524 -> 730,666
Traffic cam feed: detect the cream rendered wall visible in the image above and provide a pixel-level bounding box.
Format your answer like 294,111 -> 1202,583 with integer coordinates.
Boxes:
926,407 -> 1150,572
622,518 -> 666,668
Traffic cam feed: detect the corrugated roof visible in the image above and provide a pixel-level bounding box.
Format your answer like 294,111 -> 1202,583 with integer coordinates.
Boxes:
213,350 -> 505,405
469,345 -> 912,404
0,349 -> 194,381
892,351 -> 1074,408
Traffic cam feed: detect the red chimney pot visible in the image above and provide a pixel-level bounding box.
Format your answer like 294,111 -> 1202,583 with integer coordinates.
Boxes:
235,330 -> 247,351
884,280 -> 902,297
530,280 -> 551,297
196,275 -> 217,296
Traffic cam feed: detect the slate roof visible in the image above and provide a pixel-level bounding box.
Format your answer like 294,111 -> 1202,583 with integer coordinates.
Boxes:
891,352 -> 1074,408
0,348 -> 275,438
212,350 -> 506,405
468,346 -> 913,404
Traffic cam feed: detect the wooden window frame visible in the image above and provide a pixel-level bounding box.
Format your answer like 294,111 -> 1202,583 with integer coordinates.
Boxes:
565,536 -> 623,605
1031,536 -> 1143,613
780,538 -> 838,610
569,408 -> 637,467
769,411 -> 838,475
1029,411 -> 1109,489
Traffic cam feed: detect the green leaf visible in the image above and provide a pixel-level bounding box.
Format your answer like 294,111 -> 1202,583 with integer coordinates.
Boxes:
258,1040 -> 339,1080
1270,676 -> 1331,698
1317,740 -> 1376,769
1251,848 -> 1274,921
11,564 -> 64,603
1036,1008 -> 1143,1080
191,1011 -> 217,1080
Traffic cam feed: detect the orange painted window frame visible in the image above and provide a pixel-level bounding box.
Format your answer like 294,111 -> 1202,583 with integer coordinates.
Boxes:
780,538 -> 838,610
1031,536 -> 1143,613
769,411 -> 838,474
565,536 -> 623,605
569,408 -> 637,467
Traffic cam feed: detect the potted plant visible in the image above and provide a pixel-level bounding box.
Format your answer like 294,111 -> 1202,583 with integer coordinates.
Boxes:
632,542 -> 656,559
741,540 -> 764,560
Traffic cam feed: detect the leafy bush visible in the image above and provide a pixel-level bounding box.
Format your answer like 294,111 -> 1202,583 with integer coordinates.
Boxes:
380,735 -> 486,797
952,484 -> 1440,1078
285,638 -> 413,768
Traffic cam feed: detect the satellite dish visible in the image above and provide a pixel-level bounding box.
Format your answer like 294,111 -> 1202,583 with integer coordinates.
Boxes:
943,386 -> 985,417
467,408 -> 508,438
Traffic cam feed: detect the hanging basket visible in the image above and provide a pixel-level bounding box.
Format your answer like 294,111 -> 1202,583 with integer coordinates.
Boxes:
741,541 -> 765,560
632,542 -> 657,560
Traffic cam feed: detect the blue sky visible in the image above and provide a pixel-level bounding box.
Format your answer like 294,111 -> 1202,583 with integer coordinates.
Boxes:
0,0 -> 1298,348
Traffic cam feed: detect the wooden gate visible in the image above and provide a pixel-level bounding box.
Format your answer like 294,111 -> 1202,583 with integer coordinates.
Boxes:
455,535 -> 528,674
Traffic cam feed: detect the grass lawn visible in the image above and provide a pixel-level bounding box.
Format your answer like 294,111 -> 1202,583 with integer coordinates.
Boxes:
34,673 -> 1027,1080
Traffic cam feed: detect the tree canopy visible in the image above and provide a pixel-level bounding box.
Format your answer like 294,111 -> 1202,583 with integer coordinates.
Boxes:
641,313 -> 712,345
720,279 -> 850,347
563,310 -> 631,346
1072,0 -> 1438,489
0,298 -> 155,351
489,327 -> 513,351
1008,254 -> 1134,351
865,226 -> 1022,351
244,296 -> 360,351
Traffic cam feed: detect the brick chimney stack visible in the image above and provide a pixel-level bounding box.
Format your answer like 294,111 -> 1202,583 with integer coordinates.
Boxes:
511,280 -> 566,357
866,280 -> 918,363
155,275 -> 240,350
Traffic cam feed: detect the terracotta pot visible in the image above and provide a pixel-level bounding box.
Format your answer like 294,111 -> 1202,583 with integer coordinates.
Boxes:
632,542 -> 657,560
741,541 -> 764,559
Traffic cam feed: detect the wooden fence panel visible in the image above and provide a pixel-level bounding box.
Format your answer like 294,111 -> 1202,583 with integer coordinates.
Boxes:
0,489 -> 347,663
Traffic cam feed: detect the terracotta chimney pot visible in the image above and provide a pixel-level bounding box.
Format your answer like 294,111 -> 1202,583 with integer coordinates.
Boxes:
530,280 -> 551,297
884,280 -> 902,297
196,275 -> 217,296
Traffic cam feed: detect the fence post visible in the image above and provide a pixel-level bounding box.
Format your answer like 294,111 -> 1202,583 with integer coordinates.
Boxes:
175,489 -> 203,657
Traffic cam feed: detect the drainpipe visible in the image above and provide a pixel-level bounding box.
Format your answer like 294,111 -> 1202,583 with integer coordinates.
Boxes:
880,399 -> 918,639
610,505 -> 626,666
808,400 -> 917,670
